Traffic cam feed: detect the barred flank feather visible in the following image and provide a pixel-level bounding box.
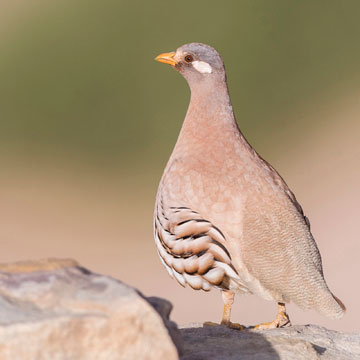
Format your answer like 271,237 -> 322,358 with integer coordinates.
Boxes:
154,202 -> 244,292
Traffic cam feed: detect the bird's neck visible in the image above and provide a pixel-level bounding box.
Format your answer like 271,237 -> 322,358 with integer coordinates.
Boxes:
175,79 -> 245,150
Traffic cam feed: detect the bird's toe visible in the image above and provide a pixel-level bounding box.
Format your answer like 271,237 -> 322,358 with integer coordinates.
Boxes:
203,321 -> 244,330
203,321 -> 219,327
221,320 -> 244,330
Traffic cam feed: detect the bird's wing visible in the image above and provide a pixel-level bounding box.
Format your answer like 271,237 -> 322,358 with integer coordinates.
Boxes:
240,162 -> 344,318
261,157 -> 311,228
154,203 -> 243,292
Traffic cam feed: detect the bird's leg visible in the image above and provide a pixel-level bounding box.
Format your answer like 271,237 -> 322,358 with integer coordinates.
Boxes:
220,290 -> 243,330
204,290 -> 243,330
254,302 -> 291,330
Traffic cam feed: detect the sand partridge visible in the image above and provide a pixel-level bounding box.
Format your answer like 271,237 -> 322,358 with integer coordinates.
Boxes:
154,43 -> 345,329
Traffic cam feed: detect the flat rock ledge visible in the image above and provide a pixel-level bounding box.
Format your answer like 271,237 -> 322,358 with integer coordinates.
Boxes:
180,324 -> 360,360
0,258 -> 358,360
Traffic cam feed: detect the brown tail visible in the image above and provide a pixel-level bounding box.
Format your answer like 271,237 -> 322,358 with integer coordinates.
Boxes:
334,295 -> 346,312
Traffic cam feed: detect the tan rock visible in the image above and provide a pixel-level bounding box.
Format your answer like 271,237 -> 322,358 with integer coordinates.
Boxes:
0,258 -> 180,360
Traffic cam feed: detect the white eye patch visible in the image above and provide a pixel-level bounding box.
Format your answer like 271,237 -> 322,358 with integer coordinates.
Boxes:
192,60 -> 212,74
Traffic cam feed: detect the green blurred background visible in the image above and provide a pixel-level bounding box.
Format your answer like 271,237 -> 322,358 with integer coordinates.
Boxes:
1,0 -> 359,331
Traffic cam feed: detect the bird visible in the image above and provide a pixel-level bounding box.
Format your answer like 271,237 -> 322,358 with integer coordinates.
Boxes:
153,42 -> 345,330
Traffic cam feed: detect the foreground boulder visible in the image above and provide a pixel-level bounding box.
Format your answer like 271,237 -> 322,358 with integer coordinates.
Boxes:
0,259 -> 181,360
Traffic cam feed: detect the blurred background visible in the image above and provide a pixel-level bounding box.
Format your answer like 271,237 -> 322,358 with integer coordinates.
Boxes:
0,0 -> 359,332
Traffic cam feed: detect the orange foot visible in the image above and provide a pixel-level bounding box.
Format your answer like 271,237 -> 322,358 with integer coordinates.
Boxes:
254,311 -> 291,330
203,321 -> 244,330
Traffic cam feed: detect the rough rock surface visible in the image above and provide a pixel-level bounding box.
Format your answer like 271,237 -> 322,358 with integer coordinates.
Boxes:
0,258 -> 358,360
180,323 -> 360,360
0,258 -> 181,360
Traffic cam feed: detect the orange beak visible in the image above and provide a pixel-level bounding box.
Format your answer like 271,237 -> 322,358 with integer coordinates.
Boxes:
155,52 -> 177,66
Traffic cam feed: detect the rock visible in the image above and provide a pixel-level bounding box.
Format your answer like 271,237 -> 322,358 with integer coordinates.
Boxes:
0,258 -> 181,360
180,323 -> 360,360
1,258 -> 358,360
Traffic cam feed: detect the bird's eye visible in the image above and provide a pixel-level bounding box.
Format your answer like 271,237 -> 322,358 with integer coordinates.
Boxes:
184,55 -> 193,63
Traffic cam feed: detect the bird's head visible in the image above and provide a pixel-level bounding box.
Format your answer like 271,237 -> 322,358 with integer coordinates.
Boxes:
155,43 -> 226,87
